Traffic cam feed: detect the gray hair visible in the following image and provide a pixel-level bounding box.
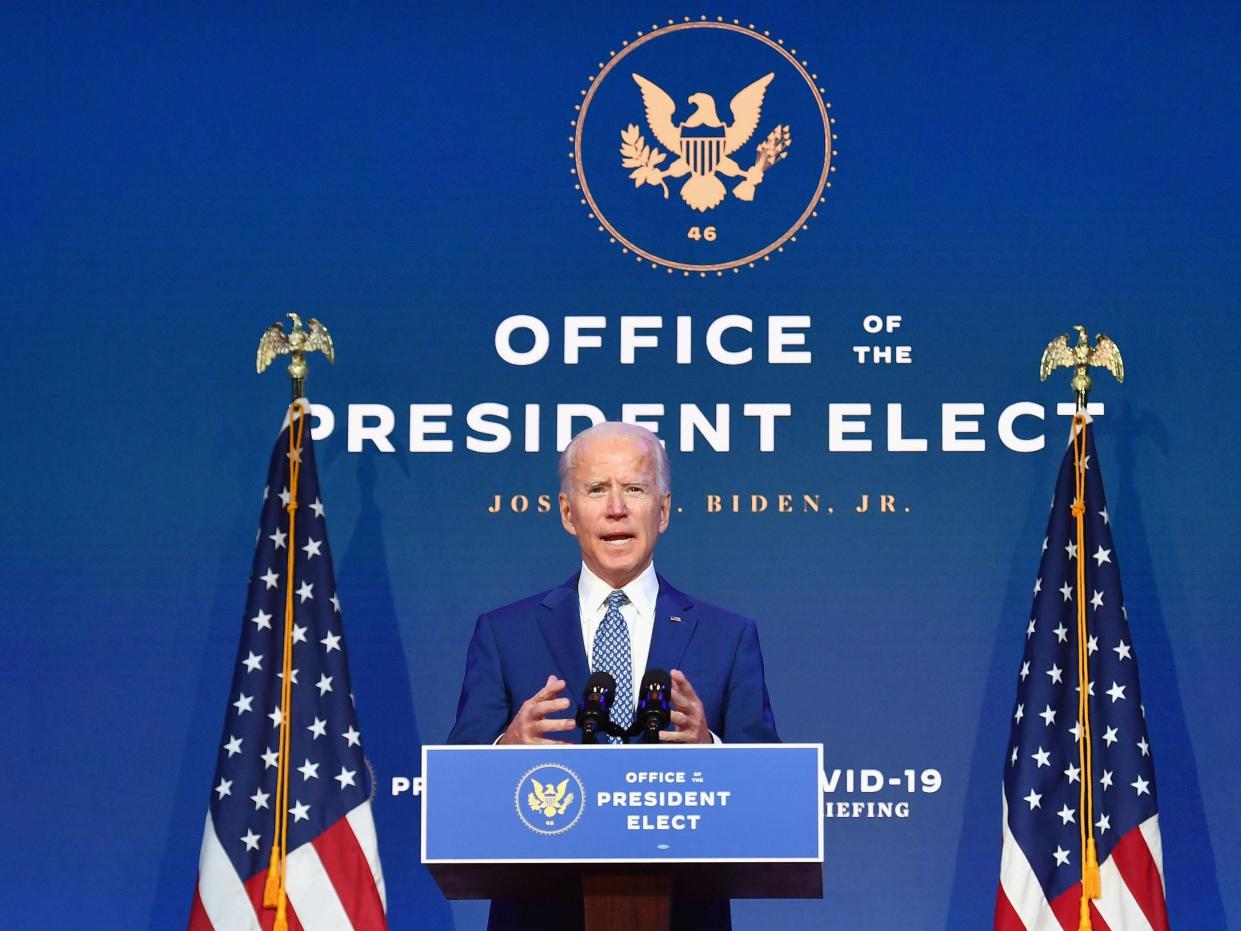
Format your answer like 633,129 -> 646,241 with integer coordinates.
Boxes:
558,421 -> 671,494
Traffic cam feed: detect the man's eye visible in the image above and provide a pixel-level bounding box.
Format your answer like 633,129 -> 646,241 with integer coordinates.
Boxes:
626,486 -> 644,495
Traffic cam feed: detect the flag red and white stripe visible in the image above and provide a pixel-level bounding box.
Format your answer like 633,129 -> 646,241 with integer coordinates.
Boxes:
997,796 -> 1168,931
191,803 -> 386,931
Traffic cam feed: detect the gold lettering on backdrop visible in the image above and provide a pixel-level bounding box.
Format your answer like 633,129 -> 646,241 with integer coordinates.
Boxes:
856,493 -> 903,514
486,495 -> 553,513
486,493 -> 906,515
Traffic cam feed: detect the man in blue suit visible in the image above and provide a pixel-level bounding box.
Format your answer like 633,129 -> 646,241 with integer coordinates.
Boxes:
447,421 -> 779,929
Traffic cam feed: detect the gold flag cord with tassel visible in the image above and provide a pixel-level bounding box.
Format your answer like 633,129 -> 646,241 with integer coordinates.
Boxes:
254,314 -> 333,931
1039,327 -> 1124,931
1072,414 -> 1101,931
261,402 -> 307,931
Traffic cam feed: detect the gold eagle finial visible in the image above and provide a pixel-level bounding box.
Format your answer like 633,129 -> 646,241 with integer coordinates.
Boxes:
257,313 -> 335,399
1039,324 -> 1124,411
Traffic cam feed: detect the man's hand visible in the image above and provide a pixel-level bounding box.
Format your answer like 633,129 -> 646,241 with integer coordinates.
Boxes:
499,675 -> 577,745
658,669 -> 711,744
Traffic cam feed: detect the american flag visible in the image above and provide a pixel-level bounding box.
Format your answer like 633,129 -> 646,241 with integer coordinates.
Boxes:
995,419 -> 1169,931
190,402 -> 388,931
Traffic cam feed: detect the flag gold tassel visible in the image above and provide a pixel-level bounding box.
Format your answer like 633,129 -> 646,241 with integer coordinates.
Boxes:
262,856 -> 281,908
1084,838 -> 1101,899
1071,414 -> 1100,931
263,403 -> 307,922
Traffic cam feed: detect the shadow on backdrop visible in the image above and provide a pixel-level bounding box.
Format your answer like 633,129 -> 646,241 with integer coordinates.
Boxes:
334,452 -> 456,929
148,509 -> 265,928
1109,401 -> 1224,927
944,452 -> 1046,930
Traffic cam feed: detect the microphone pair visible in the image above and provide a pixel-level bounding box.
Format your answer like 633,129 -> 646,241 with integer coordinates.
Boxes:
575,669 -> 672,744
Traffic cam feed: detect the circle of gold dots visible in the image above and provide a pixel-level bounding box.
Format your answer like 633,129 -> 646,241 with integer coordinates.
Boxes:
569,16 -> 839,276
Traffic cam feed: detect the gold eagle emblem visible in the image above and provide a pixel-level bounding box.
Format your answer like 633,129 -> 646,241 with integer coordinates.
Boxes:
621,72 -> 790,212
1040,324 -> 1124,409
256,313 -> 334,398
526,778 -> 574,821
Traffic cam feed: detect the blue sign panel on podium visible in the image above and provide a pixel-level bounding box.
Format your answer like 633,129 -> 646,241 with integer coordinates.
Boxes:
422,743 -> 823,864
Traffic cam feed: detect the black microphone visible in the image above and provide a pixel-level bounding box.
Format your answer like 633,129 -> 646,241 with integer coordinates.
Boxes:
632,668 -> 672,743
576,671 -> 617,744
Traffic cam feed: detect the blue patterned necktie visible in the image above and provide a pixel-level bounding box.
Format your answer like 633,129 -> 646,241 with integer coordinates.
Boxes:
591,589 -> 633,743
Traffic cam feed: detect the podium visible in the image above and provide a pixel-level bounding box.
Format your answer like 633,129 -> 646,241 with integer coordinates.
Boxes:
422,744 -> 823,930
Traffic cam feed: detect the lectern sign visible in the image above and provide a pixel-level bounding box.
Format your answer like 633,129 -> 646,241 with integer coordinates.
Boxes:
422,744 -> 823,863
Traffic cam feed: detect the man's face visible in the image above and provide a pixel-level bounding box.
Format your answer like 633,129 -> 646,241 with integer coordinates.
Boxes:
559,434 -> 671,589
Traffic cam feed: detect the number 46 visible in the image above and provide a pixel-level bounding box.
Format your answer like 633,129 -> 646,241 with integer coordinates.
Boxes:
687,226 -> 717,241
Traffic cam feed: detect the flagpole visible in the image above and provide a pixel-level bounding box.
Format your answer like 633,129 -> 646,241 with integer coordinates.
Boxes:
996,326 -> 1165,931
192,319 -> 387,930
1039,326 -> 1125,931
255,317 -> 335,931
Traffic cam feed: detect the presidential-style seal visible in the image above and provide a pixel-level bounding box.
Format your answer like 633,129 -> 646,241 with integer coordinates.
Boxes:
571,17 -> 838,275
515,764 -> 586,836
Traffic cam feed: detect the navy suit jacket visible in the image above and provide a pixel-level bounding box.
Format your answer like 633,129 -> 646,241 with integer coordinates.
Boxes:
448,574 -> 779,745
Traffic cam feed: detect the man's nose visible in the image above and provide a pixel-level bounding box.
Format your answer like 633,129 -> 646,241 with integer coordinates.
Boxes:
605,488 -> 628,516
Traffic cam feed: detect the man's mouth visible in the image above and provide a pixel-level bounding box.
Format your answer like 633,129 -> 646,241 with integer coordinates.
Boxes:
601,533 -> 634,547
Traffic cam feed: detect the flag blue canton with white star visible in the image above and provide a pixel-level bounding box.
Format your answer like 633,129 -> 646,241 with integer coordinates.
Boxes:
995,422 -> 1168,931
191,403 -> 387,930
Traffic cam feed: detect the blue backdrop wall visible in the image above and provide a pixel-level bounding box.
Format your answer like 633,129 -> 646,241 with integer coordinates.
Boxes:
3,2 -> 1238,928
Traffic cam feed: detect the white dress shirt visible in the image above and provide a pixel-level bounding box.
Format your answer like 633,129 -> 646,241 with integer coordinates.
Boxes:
577,560 -> 659,712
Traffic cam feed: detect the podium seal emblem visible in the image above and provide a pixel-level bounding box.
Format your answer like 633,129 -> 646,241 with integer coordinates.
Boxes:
516,763 -> 586,835
572,17 -> 838,275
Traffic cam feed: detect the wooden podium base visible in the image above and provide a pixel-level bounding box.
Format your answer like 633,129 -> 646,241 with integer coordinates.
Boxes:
428,860 -> 819,902
582,871 -> 671,931
428,859 -> 819,931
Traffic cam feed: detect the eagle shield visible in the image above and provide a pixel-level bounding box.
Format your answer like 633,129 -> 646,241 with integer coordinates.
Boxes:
680,127 -> 726,176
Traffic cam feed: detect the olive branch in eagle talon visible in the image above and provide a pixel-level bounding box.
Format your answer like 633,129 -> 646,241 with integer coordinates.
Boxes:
620,124 -> 670,198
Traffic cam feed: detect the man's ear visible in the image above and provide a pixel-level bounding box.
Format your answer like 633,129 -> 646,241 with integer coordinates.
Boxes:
658,491 -> 672,533
559,492 -> 578,537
